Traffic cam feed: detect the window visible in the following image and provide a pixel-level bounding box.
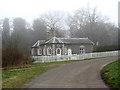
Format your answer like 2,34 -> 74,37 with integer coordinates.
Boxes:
56,48 -> 61,55
80,45 -> 85,54
43,48 -> 45,55
57,49 -> 60,54
47,47 -> 52,55
38,48 -> 42,55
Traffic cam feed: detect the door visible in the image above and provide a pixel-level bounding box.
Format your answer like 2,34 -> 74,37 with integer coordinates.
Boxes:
68,48 -> 72,56
56,48 -> 61,56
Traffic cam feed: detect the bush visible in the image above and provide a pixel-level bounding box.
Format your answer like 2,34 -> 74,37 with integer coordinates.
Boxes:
96,45 -> 119,52
2,47 -> 34,67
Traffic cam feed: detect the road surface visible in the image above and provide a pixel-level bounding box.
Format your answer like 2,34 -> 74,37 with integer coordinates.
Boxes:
25,56 -> 118,88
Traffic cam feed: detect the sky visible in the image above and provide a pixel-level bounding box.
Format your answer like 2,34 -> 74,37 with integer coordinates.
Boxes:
0,0 -> 119,26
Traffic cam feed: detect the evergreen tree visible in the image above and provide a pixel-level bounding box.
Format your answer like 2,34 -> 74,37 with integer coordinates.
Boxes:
2,18 -> 10,49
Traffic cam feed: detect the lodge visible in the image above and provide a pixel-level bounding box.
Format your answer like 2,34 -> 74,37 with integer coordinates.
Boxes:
31,36 -> 94,56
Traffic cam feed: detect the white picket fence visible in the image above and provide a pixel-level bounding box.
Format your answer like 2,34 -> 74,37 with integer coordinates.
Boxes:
32,51 -> 119,63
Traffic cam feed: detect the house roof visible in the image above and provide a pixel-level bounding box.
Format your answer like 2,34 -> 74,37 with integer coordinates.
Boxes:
59,38 -> 94,45
32,37 -> 94,47
45,37 -> 64,44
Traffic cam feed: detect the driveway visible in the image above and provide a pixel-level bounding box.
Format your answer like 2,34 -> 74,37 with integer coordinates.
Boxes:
25,56 -> 118,88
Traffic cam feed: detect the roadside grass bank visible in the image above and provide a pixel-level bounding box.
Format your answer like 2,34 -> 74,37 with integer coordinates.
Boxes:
2,56 -> 114,88
101,60 -> 120,88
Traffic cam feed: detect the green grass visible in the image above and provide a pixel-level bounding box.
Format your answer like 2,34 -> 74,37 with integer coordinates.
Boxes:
2,56 -> 113,88
2,65 -> 58,88
102,60 -> 120,88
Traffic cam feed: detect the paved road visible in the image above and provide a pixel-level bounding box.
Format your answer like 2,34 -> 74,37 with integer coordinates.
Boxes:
25,56 -> 118,88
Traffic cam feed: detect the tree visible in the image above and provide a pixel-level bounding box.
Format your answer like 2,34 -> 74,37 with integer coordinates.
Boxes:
67,6 -> 117,46
40,11 -> 65,38
12,18 -> 28,52
2,18 -> 34,67
13,18 -> 26,37
32,19 -> 47,40
0,19 -> 2,58
2,18 -> 10,49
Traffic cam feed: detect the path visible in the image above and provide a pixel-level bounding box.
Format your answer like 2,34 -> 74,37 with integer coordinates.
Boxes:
25,56 -> 118,88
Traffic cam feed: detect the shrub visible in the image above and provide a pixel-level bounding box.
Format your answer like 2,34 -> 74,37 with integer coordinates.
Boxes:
96,45 -> 119,52
2,47 -> 34,67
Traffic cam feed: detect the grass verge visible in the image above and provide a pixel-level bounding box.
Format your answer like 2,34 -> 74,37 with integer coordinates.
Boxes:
101,60 -> 120,88
2,65 -> 58,88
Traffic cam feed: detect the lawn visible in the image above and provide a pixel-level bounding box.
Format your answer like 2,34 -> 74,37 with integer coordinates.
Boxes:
101,60 -> 120,88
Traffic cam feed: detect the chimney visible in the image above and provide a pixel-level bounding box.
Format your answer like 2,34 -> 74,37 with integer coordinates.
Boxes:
51,27 -> 55,37
47,30 -> 50,40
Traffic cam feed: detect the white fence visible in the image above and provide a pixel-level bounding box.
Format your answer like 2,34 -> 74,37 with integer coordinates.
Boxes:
32,51 -> 119,63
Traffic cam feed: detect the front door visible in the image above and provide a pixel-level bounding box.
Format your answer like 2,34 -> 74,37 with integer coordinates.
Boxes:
68,48 -> 72,56
56,48 -> 61,56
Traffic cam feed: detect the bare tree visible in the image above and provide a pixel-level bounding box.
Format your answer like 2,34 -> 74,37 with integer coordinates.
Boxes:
40,11 -> 65,38
67,6 -> 116,46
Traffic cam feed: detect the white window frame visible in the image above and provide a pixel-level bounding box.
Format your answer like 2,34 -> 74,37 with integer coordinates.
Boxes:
56,48 -> 61,55
37,48 -> 42,55
47,47 -> 52,55
80,45 -> 85,54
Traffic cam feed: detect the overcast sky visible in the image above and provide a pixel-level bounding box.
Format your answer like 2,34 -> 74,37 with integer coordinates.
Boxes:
0,0 -> 119,26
